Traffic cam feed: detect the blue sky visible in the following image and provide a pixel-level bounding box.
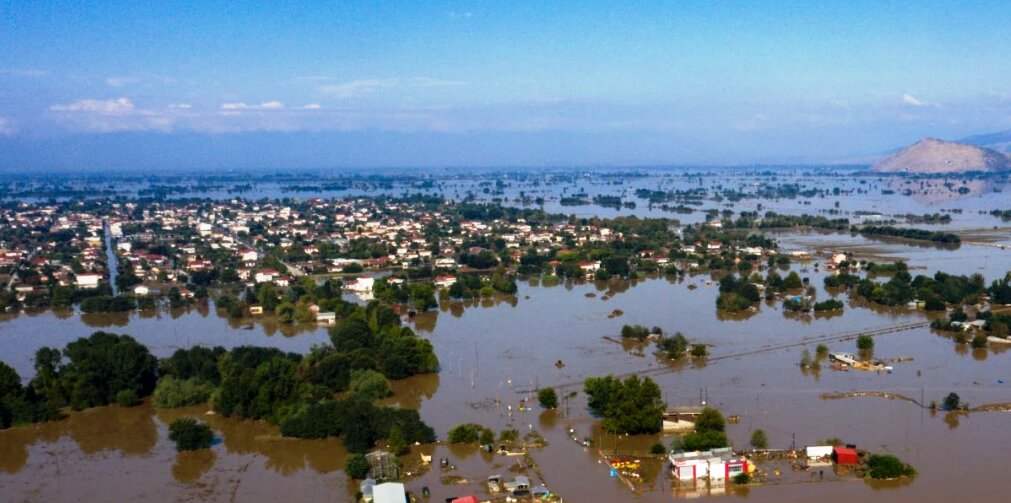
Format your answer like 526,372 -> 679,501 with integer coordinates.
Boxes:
2,1 -> 1011,170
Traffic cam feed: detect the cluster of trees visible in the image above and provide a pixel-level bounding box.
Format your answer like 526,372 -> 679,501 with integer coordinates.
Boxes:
4,301 -> 440,457
716,275 -> 761,312
654,331 -> 707,359
866,453 -> 917,480
445,270 -> 518,299
762,270 -> 804,293
620,324 -> 658,341
245,278 -> 351,323
841,270 -> 984,308
1,331 -> 156,428
680,407 -> 729,451
584,375 -> 664,434
168,418 -> 214,451
813,299 -> 844,312
750,213 -> 850,231
79,295 -> 138,313
372,279 -> 438,311
856,225 -> 961,245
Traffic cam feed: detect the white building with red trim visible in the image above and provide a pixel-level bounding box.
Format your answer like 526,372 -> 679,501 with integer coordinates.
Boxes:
669,448 -> 753,484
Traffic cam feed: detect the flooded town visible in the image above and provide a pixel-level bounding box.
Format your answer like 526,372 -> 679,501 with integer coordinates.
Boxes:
1,167 -> 1011,503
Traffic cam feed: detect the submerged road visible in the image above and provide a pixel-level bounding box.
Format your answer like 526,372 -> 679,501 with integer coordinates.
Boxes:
532,305 -> 1011,392
103,219 -> 119,296
532,320 -> 933,392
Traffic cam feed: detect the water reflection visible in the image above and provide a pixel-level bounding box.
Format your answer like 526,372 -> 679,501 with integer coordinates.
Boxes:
172,449 -> 216,483
0,401 -> 158,474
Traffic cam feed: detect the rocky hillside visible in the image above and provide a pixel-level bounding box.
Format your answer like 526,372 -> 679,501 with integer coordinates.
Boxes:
873,138 -> 1011,174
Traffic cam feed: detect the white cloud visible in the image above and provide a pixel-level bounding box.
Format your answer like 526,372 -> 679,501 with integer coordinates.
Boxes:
169,103 -> 192,109
0,116 -> 18,137
302,103 -> 321,110
902,94 -> 926,107
318,79 -> 397,98
221,101 -> 286,111
50,97 -> 136,113
448,11 -> 474,19
49,97 -> 172,132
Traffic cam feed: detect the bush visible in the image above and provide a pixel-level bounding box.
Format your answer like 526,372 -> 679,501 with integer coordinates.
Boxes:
971,332 -> 988,349
942,392 -> 961,411
620,324 -> 651,341
345,453 -> 370,479
168,418 -> 214,451
815,344 -> 829,356
479,428 -> 494,445
856,335 -> 874,351
682,430 -> 729,451
153,376 -> 213,408
866,454 -> 916,479
750,429 -> 768,449
733,473 -> 751,484
448,423 -> 482,444
650,442 -> 667,455
534,386 -> 559,408
694,407 -> 725,433
584,375 -> 665,434
115,389 -> 139,407
657,332 -> 689,358
690,344 -> 708,358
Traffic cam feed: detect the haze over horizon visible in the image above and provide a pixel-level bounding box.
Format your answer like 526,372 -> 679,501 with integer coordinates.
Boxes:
3,1 -> 1011,170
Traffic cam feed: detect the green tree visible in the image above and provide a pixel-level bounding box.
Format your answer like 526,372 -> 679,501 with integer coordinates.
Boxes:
115,389 -> 139,407
682,430 -> 729,451
856,335 -> 874,351
168,418 -> 214,451
387,424 -> 408,455
971,332 -> 988,349
344,453 -> 370,479
866,454 -> 916,479
348,369 -> 391,401
942,392 -> 961,411
448,423 -> 482,444
750,429 -> 768,449
584,375 -> 664,434
153,376 -> 213,408
694,407 -> 726,433
538,388 -> 558,409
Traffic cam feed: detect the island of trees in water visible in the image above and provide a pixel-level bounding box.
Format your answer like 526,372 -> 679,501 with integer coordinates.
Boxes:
0,300 -> 438,454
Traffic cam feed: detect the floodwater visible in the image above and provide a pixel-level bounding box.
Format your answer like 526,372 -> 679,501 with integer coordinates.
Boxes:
4,255 -> 1011,501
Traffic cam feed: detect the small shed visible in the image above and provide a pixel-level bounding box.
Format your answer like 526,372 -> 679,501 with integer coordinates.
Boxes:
833,446 -> 859,465
451,496 -> 479,503
372,482 -> 407,503
805,445 -> 833,460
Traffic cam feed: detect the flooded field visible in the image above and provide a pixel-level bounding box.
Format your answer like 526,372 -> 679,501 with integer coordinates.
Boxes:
4,248 -> 1011,502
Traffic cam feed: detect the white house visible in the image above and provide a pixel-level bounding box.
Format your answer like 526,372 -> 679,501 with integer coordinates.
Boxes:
372,482 -> 407,503
240,249 -> 259,262
76,273 -> 102,289
346,276 -> 375,293
434,275 -> 457,288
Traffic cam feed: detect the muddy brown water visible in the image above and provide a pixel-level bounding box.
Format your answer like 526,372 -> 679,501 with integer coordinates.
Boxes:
4,257 -> 1011,500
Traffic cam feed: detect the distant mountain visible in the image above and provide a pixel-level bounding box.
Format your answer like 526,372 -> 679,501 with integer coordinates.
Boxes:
960,129 -> 1011,154
872,137 -> 1011,174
